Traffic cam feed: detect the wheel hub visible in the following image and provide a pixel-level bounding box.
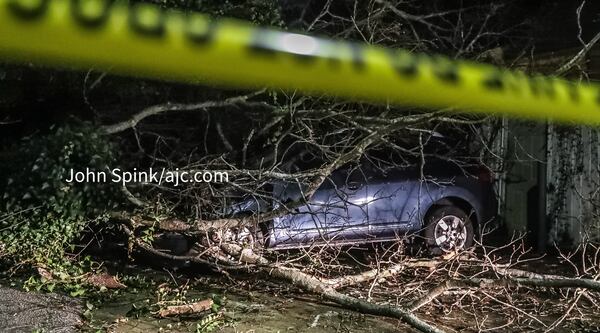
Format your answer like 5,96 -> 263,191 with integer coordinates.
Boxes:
433,215 -> 467,252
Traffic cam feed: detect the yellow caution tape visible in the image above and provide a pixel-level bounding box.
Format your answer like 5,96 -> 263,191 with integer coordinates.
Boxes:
0,0 -> 599,124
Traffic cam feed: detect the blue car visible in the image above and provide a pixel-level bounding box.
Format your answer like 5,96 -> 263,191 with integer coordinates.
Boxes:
230,160 -> 497,253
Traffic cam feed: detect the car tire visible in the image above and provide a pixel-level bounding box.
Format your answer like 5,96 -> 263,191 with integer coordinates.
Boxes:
424,206 -> 474,255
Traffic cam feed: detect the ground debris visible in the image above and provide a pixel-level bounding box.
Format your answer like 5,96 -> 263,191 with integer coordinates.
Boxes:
157,299 -> 214,318
85,272 -> 127,289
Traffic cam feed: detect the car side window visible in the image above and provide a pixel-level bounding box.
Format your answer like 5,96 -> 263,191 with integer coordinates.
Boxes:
317,173 -> 339,190
344,167 -> 367,188
317,166 -> 372,191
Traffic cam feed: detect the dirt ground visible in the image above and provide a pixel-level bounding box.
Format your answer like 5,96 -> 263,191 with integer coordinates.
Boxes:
0,285 -> 83,333
90,270 -> 405,333
88,261 -> 600,333
2,252 -> 600,333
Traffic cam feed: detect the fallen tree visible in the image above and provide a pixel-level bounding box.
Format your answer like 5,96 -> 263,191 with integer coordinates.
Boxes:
119,220 -> 600,332
4,1 -> 600,332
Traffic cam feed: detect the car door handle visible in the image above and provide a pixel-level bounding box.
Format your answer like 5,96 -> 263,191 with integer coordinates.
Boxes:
347,182 -> 361,190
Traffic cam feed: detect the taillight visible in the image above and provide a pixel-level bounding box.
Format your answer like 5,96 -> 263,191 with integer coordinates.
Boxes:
478,167 -> 494,183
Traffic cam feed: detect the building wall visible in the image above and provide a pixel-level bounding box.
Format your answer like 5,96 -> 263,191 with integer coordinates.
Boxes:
498,45 -> 600,245
498,121 -> 546,237
546,125 -> 600,244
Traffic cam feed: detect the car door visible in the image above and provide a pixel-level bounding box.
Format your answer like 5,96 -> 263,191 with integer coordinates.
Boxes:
322,167 -> 370,241
270,168 -> 370,246
366,168 -> 420,237
270,180 -> 329,245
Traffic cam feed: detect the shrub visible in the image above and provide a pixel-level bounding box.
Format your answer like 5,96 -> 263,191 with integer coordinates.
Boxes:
0,123 -> 119,269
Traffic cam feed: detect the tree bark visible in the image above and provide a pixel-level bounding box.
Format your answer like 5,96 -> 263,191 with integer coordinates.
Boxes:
221,244 -> 446,333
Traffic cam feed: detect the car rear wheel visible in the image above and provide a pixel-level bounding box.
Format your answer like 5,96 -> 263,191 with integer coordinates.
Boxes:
424,206 -> 474,255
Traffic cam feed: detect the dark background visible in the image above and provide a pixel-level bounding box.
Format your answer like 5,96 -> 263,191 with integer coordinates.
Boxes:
1,0 -> 599,143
